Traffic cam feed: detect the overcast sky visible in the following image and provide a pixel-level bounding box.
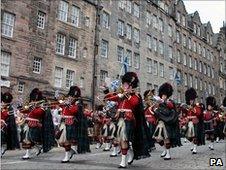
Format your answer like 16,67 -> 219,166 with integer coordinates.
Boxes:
183,0 -> 226,33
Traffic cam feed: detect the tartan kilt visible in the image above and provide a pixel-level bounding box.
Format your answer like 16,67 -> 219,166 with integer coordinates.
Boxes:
116,118 -> 135,142
1,128 -> 7,145
214,121 -> 225,140
146,122 -> 156,147
165,122 -> 182,147
28,126 -> 43,144
66,123 -> 78,141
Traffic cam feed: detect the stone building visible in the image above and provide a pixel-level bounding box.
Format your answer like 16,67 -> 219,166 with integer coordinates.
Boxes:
1,0 -> 225,106
1,0 -> 97,104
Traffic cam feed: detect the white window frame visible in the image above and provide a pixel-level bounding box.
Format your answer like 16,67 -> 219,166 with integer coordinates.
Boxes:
100,39 -> 108,58
147,35 -> 152,49
102,11 -> 109,29
176,31 -> 180,43
126,24 -> 132,40
133,28 -> 140,43
183,53 -> 187,66
189,56 -> 192,68
100,70 -> 108,85
33,57 -> 42,74
147,58 -> 152,73
117,46 -> 124,63
126,50 -> 132,66
177,50 -> 181,63
146,11 -> 151,26
1,51 -> 10,77
56,34 -> 65,55
159,18 -> 164,32
184,73 -> 188,86
153,60 -> 158,76
125,0 -> 132,13
80,77 -> 84,88
159,41 -> 164,55
159,63 -> 164,78
68,37 -> 77,58
168,46 -> 173,59
1,12 -> 15,38
54,67 -> 63,88
153,14 -> 158,29
71,5 -> 80,27
133,53 -> 140,69
133,3 -> 140,18
168,24 -> 172,37
118,20 -> 124,36
169,67 -> 174,80
153,38 -> 157,52
58,0 -> 68,22
37,11 -> 45,29
66,69 -> 75,88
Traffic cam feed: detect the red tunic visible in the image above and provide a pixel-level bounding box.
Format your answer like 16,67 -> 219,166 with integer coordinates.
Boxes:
27,107 -> 45,128
60,104 -> 78,125
1,110 -> 9,121
186,104 -> 203,124
108,93 -> 140,120
203,110 -> 215,121
144,106 -> 157,125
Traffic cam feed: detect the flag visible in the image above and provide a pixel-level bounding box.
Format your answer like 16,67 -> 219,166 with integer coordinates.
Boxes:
110,79 -> 120,91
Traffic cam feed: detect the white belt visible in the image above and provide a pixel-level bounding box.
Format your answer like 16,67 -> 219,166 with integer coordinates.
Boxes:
62,115 -> 74,119
26,118 -> 39,122
118,109 -> 132,112
145,115 -> 153,118
187,116 -> 197,119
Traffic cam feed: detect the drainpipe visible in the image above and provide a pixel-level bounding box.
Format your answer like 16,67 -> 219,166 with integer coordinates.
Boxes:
91,0 -> 102,109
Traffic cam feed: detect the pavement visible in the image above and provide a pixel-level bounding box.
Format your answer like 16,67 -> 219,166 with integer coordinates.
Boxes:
1,139 -> 225,170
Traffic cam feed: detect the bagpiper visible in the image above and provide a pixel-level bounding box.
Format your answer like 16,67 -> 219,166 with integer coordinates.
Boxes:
143,89 -> 157,150
203,96 -> 218,150
57,86 -> 89,163
21,88 -> 55,159
184,88 -> 205,154
107,72 -> 150,168
1,92 -> 20,157
153,83 -> 181,160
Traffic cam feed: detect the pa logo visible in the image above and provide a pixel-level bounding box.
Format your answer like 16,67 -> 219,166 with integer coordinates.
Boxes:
209,158 -> 223,166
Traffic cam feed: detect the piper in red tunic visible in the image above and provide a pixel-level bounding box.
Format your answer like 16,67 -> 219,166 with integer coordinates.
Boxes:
203,96 -> 217,150
184,88 -> 205,154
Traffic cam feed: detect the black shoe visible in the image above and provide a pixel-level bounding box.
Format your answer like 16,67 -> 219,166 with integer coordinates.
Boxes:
118,165 -> 127,168
103,148 -> 110,151
22,157 -> 30,160
128,159 -> 134,165
36,148 -> 42,156
164,157 -> 171,160
110,154 -> 117,157
1,149 -> 6,157
160,153 -> 166,158
190,148 -> 193,152
192,151 -> 197,154
61,160 -> 69,163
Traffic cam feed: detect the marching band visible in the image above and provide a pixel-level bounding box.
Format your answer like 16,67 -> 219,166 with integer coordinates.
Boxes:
1,72 -> 226,169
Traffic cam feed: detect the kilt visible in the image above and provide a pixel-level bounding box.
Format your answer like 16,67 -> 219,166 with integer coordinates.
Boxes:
1,127 -> 7,145
204,120 -> 214,134
146,122 -> 156,147
58,121 -> 78,144
116,118 -> 135,142
102,122 -> 116,139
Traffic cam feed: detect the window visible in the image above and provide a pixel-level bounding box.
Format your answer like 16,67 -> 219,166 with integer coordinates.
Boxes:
188,38 -> 192,50
194,59 -> 198,70
168,24 -> 172,37
71,5 -> 79,26
203,63 -> 207,75
80,77 -> 84,88
182,15 -> 186,26
208,83 -> 211,94
126,50 -> 132,66
58,0 -> 68,22
189,74 -> 193,87
68,38 -> 77,58
200,79 -> 203,91
133,3 -> 139,18
189,56 -> 192,68
54,67 -> 63,88
176,11 -> 181,23
153,60 -> 158,75
193,41 -> 197,52
154,85 -> 158,93
133,53 -> 140,69
198,44 -> 201,55
165,4 -> 169,13
153,15 -> 158,29
204,81 -> 207,90
197,26 -> 201,36
169,67 -> 174,80
147,35 -> 152,49
100,70 -> 108,85
194,77 -> 198,89
212,85 -> 215,95
159,63 -> 164,77
33,57 -> 42,74
100,39 -> 108,58
85,16 -> 90,27
147,58 -> 152,73
102,11 -> 109,29
126,24 -> 132,40
176,31 -> 180,43
153,38 -> 157,52
211,67 -> 214,78
1,12 -> 15,37
56,34 -> 65,55
220,62 -> 224,72
177,50 -> 181,63
125,0 -> 132,13
82,48 -> 87,58
37,11 -> 45,29
159,18 -> 164,32
117,46 -> 124,63
66,69 -> 75,88
168,46 -> 173,59
118,20 -> 124,36
134,28 -> 140,43
207,49 -> 210,60
207,65 -> 211,77
202,47 -> 206,58
183,34 -> 186,47
146,11 -> 151,26
18,82 -> 24,93
1,51 -> 10,77
183,53 -> 187,66
118,0 -> 126,9
184,73 -> 188,86
194,24 -> 197,34
199,61 -> 202,73
159,41 -> 164,55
